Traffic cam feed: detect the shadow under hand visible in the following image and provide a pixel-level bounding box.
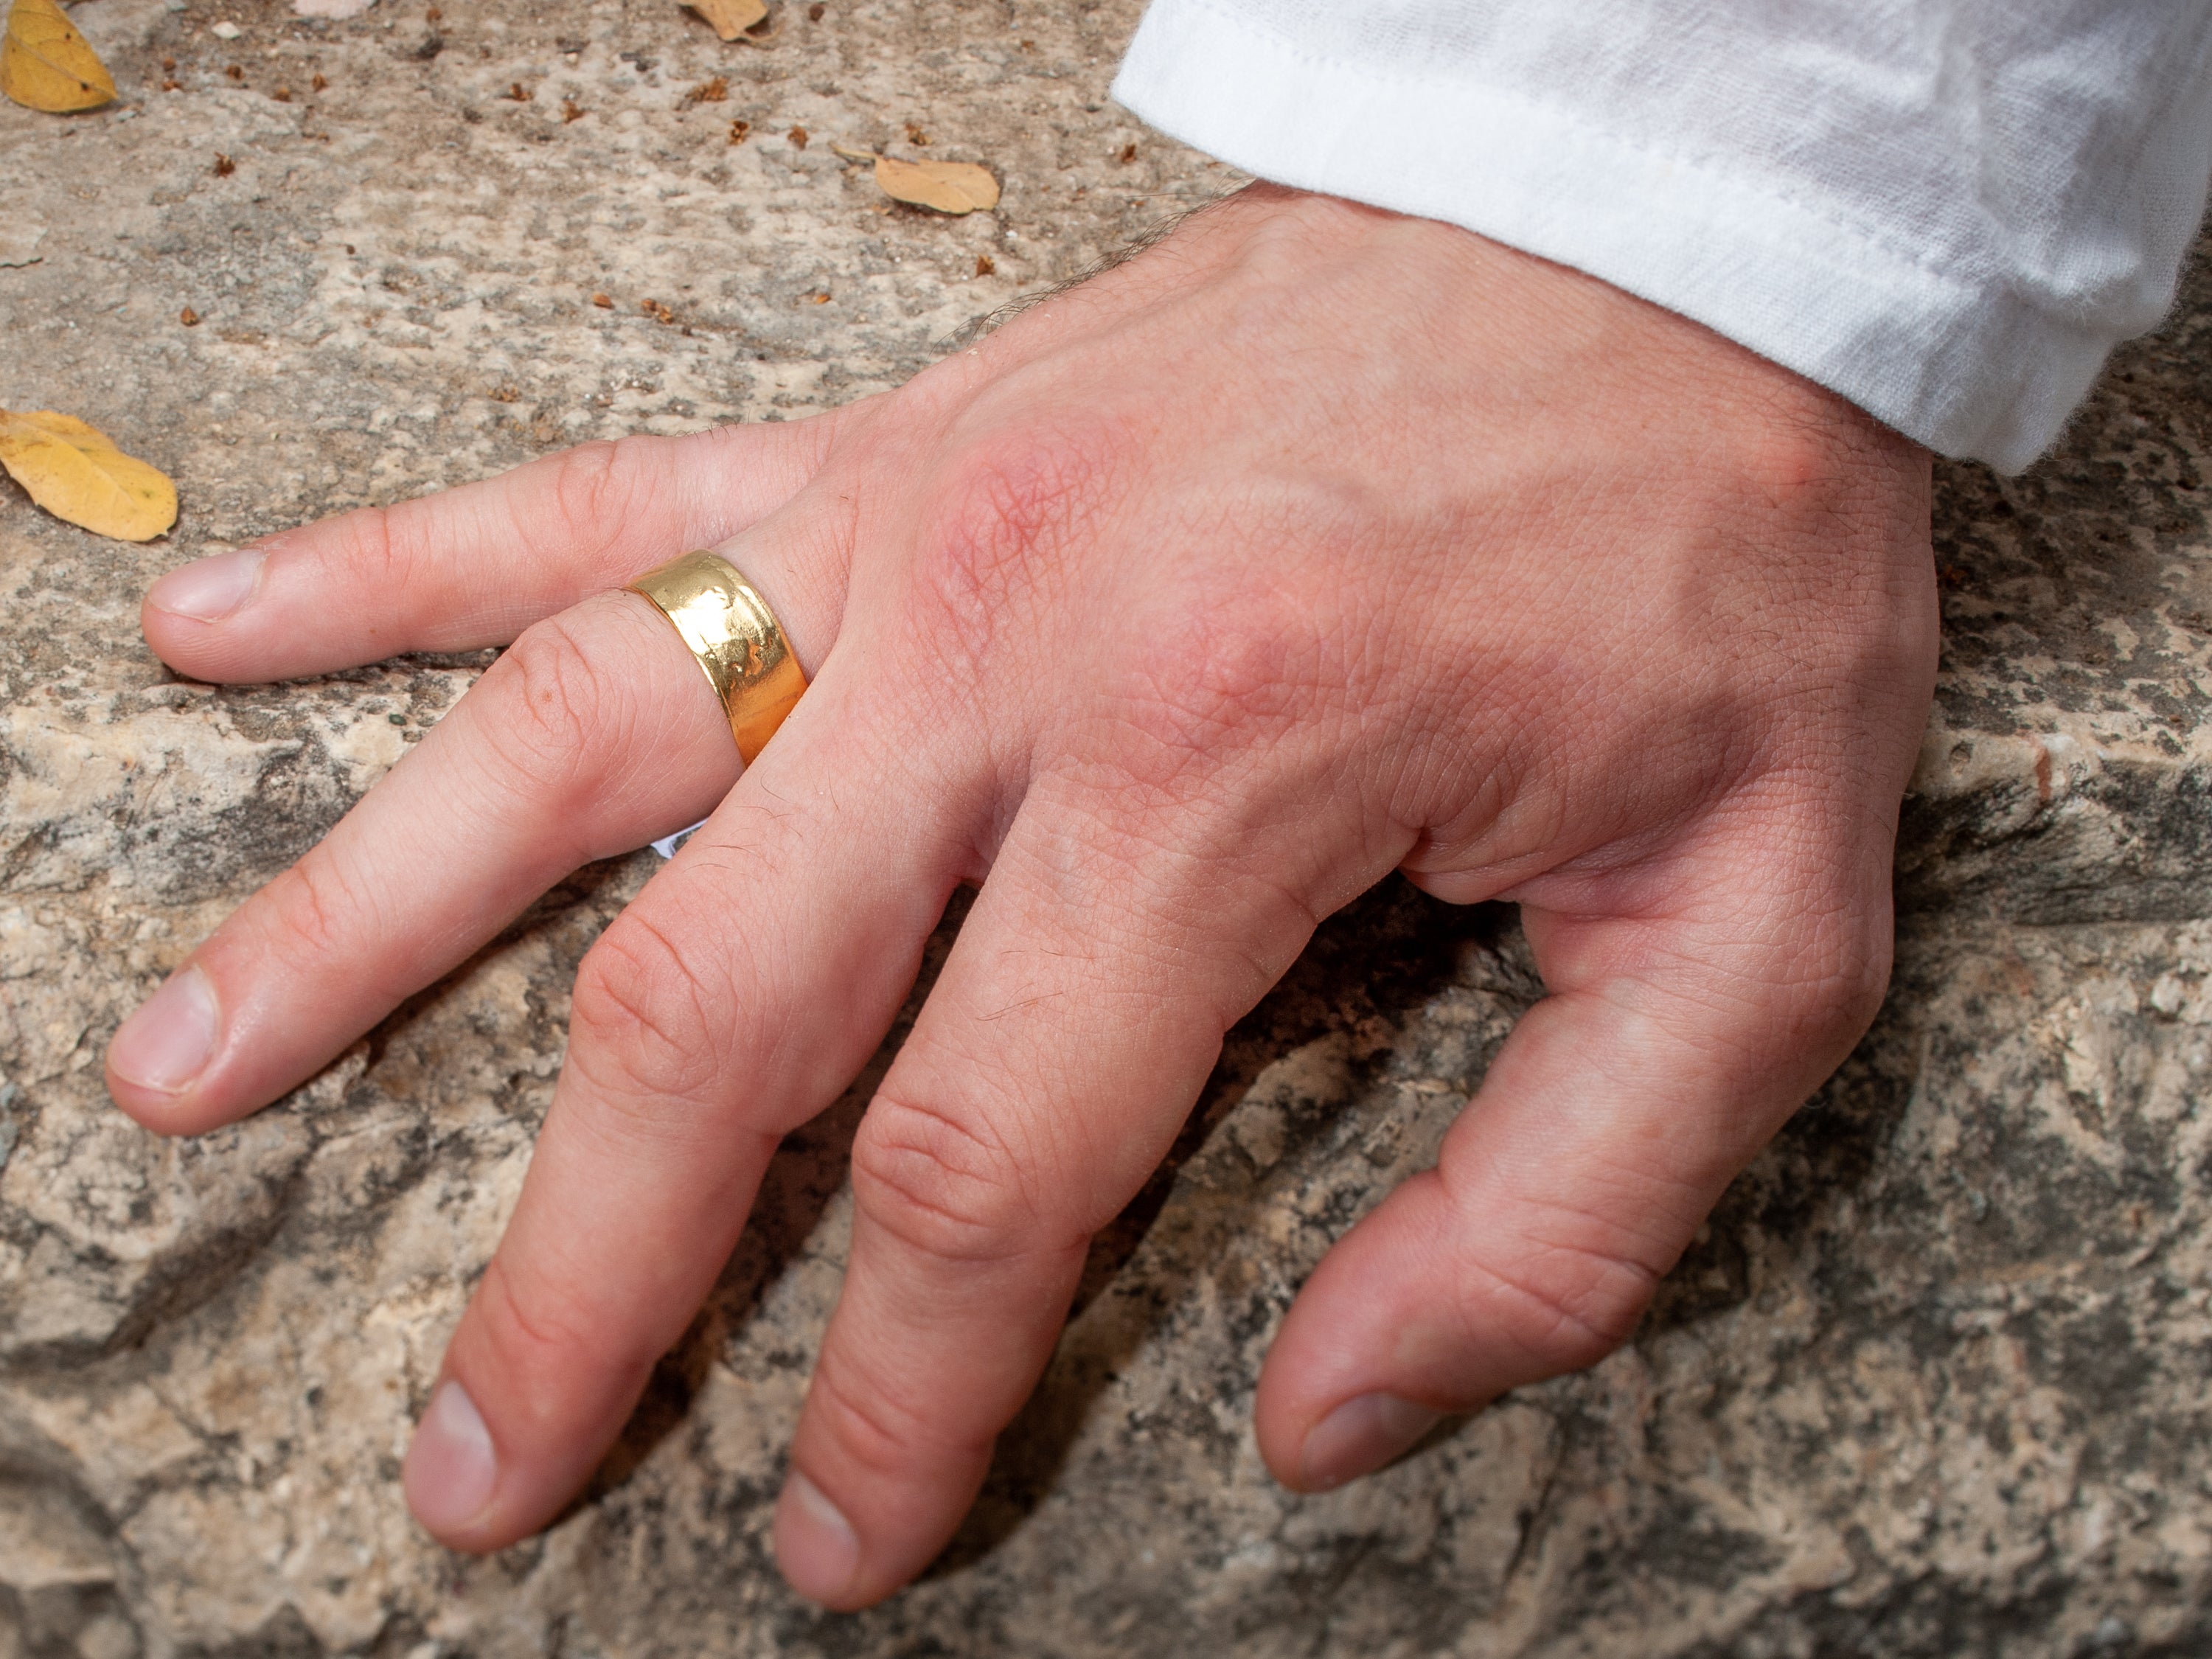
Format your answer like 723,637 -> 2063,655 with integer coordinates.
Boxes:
571,859 -> 1924,1587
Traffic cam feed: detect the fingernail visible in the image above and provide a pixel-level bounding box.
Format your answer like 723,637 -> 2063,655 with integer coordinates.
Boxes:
147,548 -> 265,622
107,965 -> 220,1095
1298,1394 -> 1444,1492
403,1380 -> 499,1536
774,1470 -> 860,1603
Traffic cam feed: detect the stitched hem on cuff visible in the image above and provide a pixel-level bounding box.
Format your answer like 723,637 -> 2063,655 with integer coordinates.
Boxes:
1112,0 -> 2115,471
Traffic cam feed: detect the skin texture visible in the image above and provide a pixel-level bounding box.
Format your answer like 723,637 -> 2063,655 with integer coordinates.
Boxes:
105,185 -> 1938,1610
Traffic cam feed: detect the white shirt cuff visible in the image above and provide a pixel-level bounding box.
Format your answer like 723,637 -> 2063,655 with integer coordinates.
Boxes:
1113,0 -> 2210,473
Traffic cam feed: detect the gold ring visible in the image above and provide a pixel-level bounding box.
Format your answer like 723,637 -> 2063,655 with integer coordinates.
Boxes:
626,550 -> 807,765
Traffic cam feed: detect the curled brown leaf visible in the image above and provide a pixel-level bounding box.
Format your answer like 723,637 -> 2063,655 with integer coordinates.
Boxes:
873,155 -> 999,215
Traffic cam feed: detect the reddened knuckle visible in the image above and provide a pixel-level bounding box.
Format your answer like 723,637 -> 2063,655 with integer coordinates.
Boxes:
939,427 -> 1097,564
568,913 -> 725,1102
849,1091 -> 1030,1265
909,423 -> 1116,662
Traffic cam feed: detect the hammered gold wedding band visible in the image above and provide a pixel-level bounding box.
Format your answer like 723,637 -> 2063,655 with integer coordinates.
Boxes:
626,550 -> 807,765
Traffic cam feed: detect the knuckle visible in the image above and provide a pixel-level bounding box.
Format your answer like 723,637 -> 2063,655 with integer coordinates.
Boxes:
466,1253 -> 619,1416
322,499 -> 419,598
487,612 -> 619,787
1791,923 -> 1893,1056
802,1345 -> 971,1480
1455,1211 -> 1662,1377
254,849 -> 366,966
1837,945 -> 1893,1034
1096,588 -> 1326,796
544,436 -> 651,549
849,1090 -> 1034,1266
907,422 -> 1121,670
1749,881 -> 1896,1059
567,911 -> 728,1106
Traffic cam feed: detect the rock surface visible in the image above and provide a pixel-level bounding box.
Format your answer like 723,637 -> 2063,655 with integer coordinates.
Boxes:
4,1 -> 2212,1654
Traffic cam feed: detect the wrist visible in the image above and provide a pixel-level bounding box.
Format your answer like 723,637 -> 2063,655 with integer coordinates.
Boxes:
1213,183 -> 1923,473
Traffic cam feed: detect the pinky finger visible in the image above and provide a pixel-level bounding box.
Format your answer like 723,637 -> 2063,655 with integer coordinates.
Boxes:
1255,846 -> 1893,1490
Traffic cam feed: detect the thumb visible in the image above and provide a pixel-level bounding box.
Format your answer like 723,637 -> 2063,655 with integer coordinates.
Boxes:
1253,832 -> 1892,1491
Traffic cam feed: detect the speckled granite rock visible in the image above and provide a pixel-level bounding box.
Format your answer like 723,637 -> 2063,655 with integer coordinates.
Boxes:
4,1 -> 2211,1654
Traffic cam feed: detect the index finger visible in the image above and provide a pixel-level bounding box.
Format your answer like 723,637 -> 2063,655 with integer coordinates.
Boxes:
142,410 -> 852,684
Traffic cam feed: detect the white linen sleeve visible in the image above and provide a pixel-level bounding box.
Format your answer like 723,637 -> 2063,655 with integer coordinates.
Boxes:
1110,1 -> 2212,472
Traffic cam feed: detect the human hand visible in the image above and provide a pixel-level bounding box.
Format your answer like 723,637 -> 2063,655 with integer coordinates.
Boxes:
105,185 -> 1936,1608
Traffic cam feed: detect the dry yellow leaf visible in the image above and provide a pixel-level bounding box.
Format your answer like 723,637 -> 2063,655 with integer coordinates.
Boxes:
681,0 -> 766,41
873,156 -> 1000,215
1,0 -> 116,114
0,411 -> 177,541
